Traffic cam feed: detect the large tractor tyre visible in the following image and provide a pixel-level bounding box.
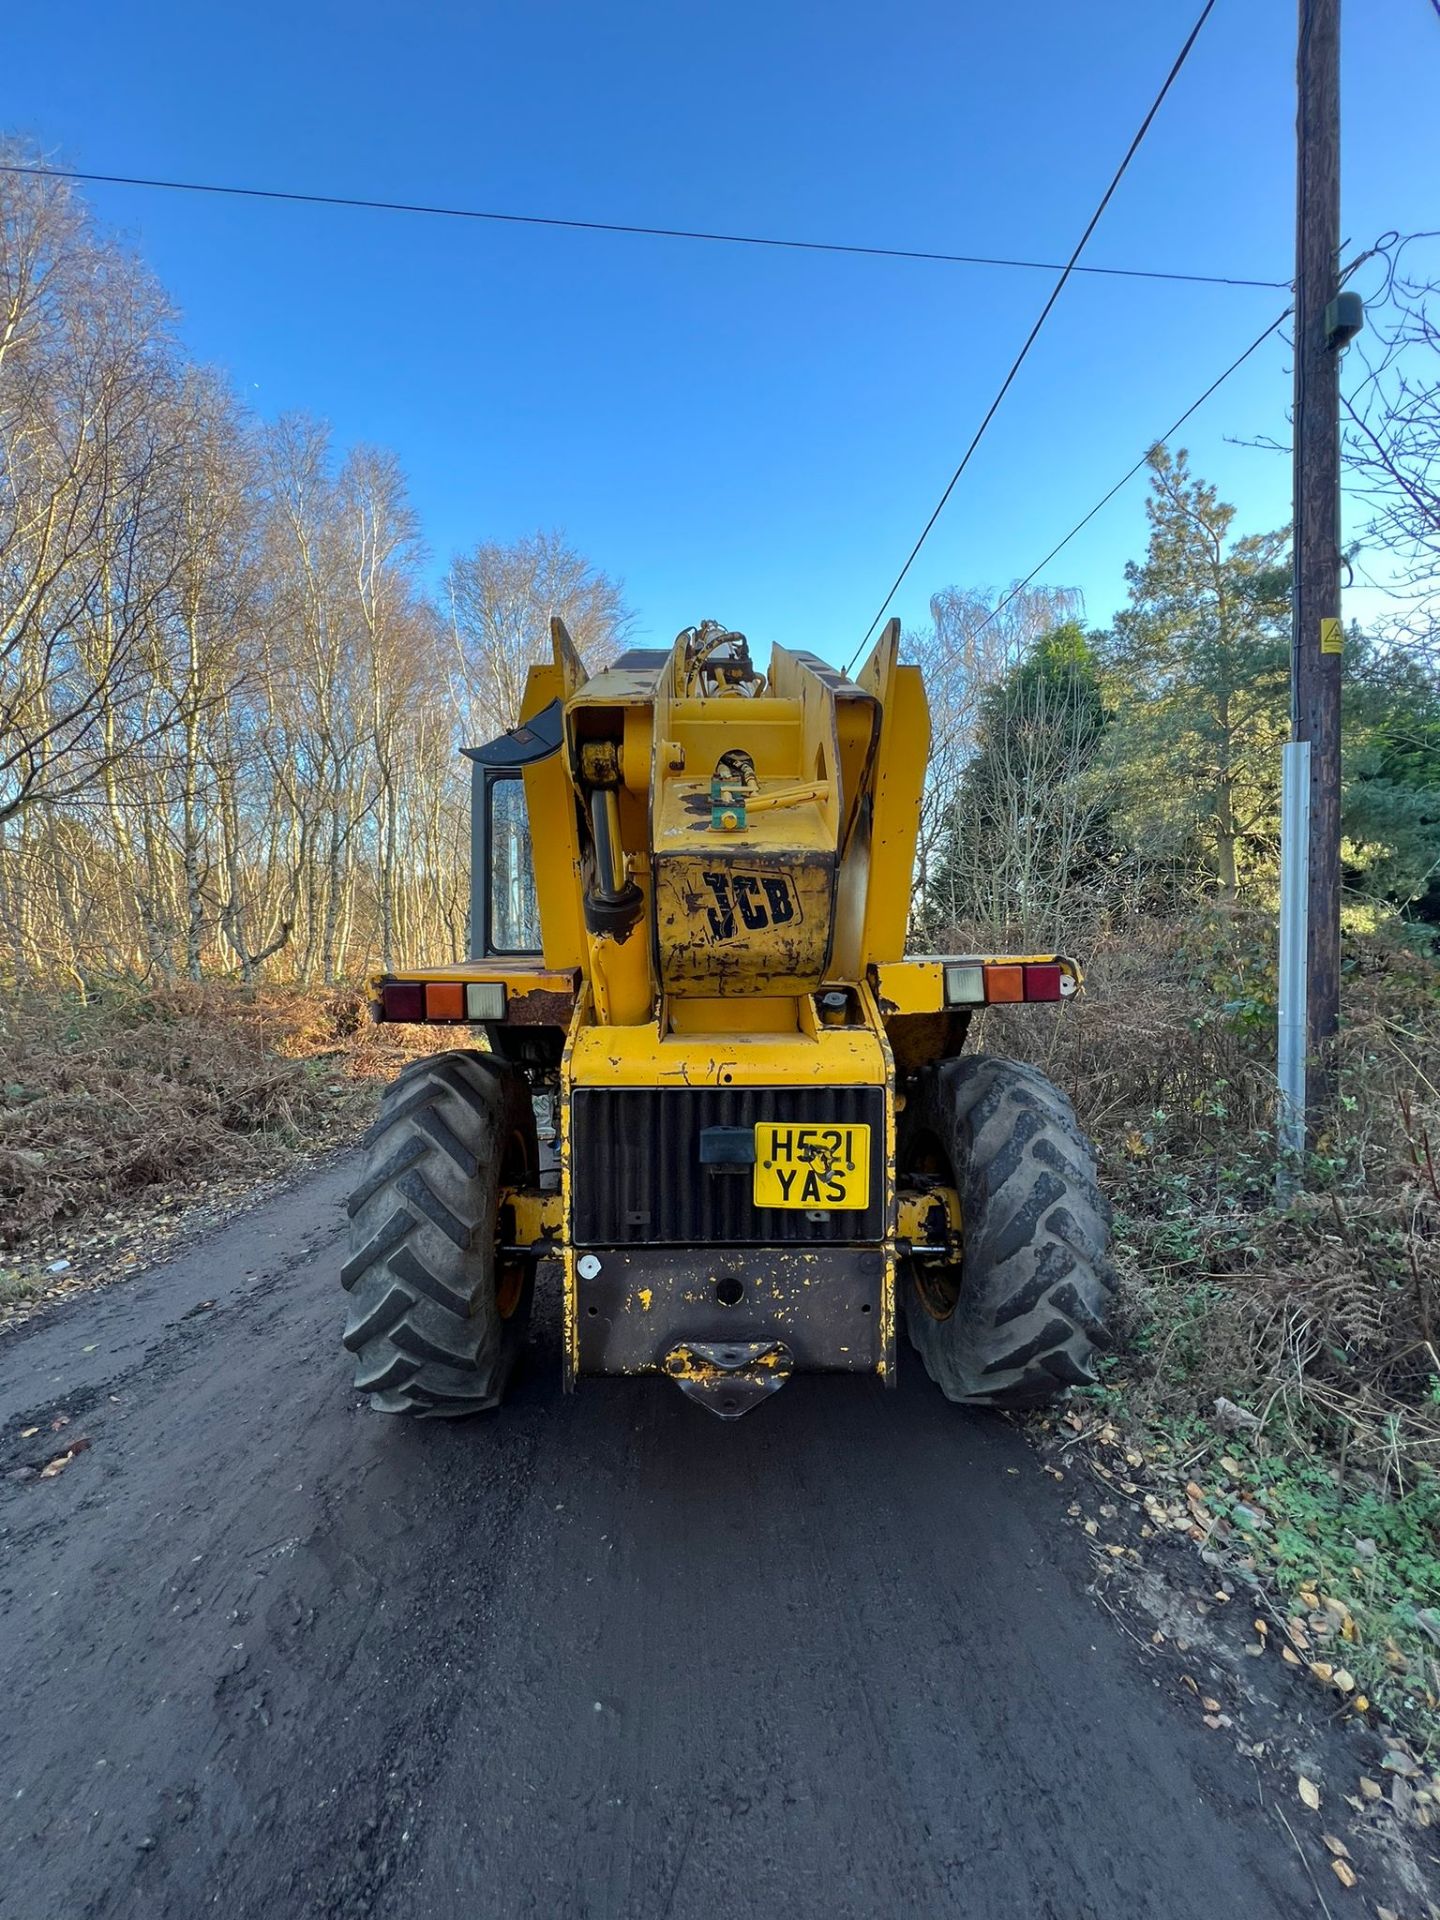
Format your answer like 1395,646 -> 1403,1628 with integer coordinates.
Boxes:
900,1054 -> 1116,1408
342,1050 -> 537,1418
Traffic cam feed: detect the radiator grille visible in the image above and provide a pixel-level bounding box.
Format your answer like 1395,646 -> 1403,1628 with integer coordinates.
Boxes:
570,1086 -> 886,1245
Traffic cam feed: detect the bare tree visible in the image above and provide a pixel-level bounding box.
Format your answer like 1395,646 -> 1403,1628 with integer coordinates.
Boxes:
1344,245 -> 1440,662
0,160 -> 635,992
444,530 -> 632,742
903,583 -> 1084,919
0,149 -> 189,828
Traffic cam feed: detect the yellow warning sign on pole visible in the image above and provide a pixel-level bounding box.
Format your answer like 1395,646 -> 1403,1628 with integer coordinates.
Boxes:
1320,617 -> 1343,654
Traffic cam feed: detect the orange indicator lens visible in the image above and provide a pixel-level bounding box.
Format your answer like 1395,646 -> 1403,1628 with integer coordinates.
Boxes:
985,965 -> 1025,1004
424,981 -> 465,1021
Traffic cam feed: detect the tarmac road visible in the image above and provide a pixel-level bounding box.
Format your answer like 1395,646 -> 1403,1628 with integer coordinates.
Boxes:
0,1157 -> 1322,1920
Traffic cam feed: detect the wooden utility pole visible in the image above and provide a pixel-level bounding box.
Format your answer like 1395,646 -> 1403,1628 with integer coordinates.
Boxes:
1291,0 -> 1346,1127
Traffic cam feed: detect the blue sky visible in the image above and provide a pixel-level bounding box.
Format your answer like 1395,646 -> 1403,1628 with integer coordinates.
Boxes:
6,0 -> 1438,662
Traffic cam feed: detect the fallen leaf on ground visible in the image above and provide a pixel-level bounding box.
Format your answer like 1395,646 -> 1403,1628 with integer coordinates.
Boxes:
1298,1777 -> 1322,1810
1332,1668 -> 1356,1694
1282,1645 -> 1301,1666
1321,1835 -> 1350,1858
1201,1696 -> 1222,1712
1330,1858 -> 1356,1888
20,1425 -> 37,1438
39,1438 -> 91,1478
1219,1454 -> 1241,1475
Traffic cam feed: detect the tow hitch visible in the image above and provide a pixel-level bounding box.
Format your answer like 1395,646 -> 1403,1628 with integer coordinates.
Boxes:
663,1340 -> 793,1419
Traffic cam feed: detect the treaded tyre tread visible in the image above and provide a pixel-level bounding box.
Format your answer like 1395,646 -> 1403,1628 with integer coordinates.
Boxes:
342,1049 -> 536,1418
900,1053 -> 1116,1408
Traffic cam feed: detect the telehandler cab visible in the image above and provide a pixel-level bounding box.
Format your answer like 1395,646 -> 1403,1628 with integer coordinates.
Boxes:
344,620 -> 1114,1418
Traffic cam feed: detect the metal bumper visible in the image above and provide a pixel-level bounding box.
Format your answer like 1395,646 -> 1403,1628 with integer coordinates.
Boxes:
575,1246 -> 886,1380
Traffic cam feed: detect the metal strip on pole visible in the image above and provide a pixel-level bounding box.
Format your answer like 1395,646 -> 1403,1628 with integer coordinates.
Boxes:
1277,739 -> 1312,1186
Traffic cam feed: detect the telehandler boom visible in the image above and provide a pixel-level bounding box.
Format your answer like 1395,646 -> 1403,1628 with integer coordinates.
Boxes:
344,619 -> 1114,1418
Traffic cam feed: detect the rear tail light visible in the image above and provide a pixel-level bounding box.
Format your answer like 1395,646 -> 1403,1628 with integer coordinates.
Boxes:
377,979 -> 508,1022
1023,964 -> 1064,1002
381,980 -> 425,1021
941,959 -> 1077,1008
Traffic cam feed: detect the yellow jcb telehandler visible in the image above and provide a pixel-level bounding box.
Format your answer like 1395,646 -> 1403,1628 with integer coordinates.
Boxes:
343,620 -> 1114,1418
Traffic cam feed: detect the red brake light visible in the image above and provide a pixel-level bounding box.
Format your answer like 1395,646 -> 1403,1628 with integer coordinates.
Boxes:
1024,964 -> 1063,1002
381,980 -> 425,1021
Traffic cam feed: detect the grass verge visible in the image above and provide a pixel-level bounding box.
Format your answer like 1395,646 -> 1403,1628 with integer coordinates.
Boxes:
973,909 -> 1440,1756
0,982 -> 436,1318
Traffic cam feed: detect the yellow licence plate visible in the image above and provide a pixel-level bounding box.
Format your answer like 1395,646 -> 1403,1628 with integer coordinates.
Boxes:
752,1122 -> 871,1210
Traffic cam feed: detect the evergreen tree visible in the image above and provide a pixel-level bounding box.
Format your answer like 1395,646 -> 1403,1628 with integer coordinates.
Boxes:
1102,447 -> 1290,897
1342,638 -> 1440,922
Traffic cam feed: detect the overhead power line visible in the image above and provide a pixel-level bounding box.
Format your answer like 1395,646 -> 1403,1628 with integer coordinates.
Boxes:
0,161 -> 1287,293
923,230 -> 1393,698
844,0 -> 1219,674
926,307 -> 1291,716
